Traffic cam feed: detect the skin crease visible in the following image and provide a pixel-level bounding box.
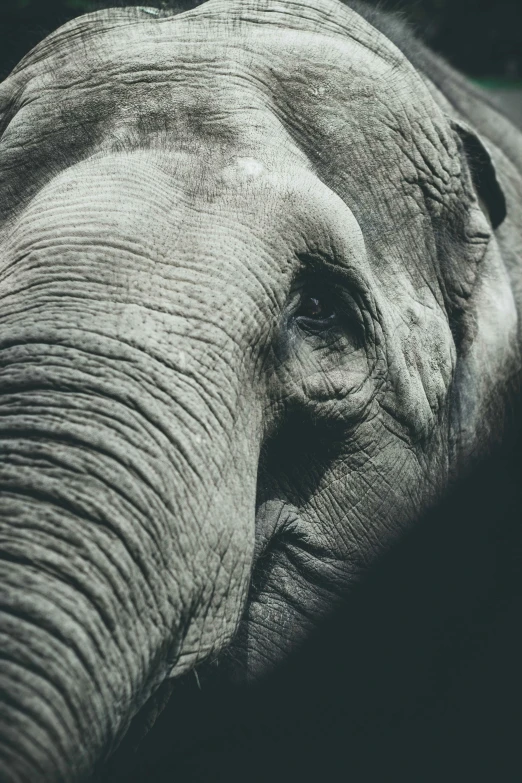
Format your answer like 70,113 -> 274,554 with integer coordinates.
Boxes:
0,0 -> 520,780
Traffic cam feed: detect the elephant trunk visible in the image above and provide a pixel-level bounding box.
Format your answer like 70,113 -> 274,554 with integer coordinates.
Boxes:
0,154 -> 264,781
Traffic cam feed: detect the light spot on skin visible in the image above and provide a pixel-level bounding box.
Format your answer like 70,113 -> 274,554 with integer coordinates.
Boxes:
238,158 -> 265,177
221,157 -> 266,185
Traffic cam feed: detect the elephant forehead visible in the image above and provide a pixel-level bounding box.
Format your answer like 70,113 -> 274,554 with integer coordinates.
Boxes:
3,0 -> 460,299
9,0 -> 449,169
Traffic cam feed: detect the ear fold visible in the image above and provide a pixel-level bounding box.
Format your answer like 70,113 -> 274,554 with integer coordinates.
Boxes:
452,120 -> 507,230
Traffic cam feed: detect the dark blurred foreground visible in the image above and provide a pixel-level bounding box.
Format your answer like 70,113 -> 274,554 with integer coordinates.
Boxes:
97,422 -> 522,783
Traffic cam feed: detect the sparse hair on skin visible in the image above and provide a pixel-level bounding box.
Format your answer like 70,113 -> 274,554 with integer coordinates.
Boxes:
86,0 -> 511,125
85,0 -> 207,15
63,0 -> 427,41
58,0 -> 510,106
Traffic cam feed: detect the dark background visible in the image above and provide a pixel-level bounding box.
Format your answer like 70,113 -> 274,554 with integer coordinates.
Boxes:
0,0 -> 522,82
100,435 -> 522,783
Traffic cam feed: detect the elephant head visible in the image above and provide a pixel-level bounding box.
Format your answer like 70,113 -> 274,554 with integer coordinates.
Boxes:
0,0 -> 519,780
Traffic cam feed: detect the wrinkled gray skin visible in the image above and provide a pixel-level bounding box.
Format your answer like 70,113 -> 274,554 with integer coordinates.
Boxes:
0,0 -> 521,780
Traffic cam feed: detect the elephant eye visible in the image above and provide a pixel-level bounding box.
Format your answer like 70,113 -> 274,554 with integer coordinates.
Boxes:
295,290 -> 337,328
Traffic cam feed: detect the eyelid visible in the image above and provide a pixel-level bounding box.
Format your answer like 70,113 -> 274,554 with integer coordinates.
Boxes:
295,314 -> 338,335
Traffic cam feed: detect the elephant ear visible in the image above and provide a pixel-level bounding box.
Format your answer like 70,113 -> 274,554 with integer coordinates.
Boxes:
435,120 -> 507,351
452,120 -> 507,230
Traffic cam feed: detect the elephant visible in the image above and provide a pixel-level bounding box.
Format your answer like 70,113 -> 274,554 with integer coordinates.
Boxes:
0,0 -> 521,780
